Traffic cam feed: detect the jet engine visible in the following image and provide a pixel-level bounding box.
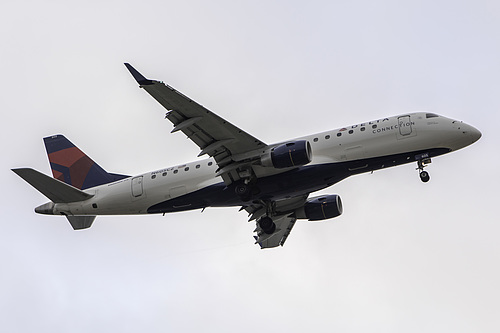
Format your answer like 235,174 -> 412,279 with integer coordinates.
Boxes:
296,195 -> 343,221
261,140 -> 312,169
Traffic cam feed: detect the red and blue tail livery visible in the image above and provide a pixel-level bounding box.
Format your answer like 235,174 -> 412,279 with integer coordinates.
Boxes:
43,135 -> 129,190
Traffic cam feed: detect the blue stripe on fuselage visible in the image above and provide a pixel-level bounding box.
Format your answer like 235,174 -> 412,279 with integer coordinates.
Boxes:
147,147 -> 451,214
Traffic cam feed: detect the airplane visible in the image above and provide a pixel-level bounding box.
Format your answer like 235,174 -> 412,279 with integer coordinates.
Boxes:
12,63 -> 482,248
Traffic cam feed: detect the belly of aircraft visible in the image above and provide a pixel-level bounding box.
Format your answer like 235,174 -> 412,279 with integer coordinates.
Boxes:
146,147 -> 451,214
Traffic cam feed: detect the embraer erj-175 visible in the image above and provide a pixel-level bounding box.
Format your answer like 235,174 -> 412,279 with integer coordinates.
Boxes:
12,64 -> 481,248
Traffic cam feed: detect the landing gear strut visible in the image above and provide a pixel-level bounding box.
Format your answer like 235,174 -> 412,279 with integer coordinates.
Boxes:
417,158 -> 431,183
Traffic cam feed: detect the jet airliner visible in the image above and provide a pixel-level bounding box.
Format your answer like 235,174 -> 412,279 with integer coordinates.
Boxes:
12,64 -> 482,248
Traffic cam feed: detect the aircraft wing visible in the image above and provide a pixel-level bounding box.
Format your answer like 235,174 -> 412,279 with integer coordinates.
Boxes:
125,63 -> 267,184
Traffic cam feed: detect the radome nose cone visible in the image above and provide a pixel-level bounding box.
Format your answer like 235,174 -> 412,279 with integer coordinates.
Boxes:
471,126 -> 482,143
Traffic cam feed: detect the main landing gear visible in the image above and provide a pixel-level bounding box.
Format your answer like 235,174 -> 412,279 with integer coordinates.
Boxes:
417,157 -> 431,183
234,182 -> 252,201
234,176 -> 261,202
233,167 -> 260,202
258,216 -> 276,234
254,200 -> 277,235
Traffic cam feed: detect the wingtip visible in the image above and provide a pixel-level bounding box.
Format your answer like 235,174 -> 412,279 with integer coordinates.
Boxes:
124,63 -> 153,85
11,168 -> 26,174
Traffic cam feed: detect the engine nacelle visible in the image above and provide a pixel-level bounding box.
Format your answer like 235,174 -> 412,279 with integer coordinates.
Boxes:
296,195 -> 343,221
261,140 -> 312,169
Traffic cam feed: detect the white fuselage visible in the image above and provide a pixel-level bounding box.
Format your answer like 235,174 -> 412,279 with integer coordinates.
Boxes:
50,112 -> 481,216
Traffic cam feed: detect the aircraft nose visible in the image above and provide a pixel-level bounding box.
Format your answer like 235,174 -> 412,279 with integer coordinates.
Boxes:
462,123 -> 482,143
469,125 -> 482,143
450,120 -> 481,150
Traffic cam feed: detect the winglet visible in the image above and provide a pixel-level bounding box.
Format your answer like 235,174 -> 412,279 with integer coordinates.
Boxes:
124,63 -> 154,85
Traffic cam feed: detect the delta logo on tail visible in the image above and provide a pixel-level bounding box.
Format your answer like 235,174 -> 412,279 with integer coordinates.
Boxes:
44,135 -> 128,190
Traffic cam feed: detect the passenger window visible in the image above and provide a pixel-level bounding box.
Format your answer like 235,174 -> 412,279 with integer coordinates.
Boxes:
173,170 -> 178,174
208,162 -> 213,166
372,124 -> 377,129
348,130 -> 353,134
325,135 -> 330,139
360,127 -> 365,131
313,138 -> 318,142
185,167 -> 189,171
337,132 -> 342,137
151,175 -> 156,179
162,172 -> 167,176
196,164 -> 200,169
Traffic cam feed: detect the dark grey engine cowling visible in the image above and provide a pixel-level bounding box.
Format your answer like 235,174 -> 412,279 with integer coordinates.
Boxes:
261,140 -> 312,169
296,195 -> 343,221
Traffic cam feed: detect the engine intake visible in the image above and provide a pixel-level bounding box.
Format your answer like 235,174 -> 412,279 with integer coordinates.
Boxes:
296,195 -> 343,221
261,140 -> 312,169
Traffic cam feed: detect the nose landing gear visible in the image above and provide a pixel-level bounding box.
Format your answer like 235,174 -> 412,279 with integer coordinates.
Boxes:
419,170 -> 430,182
417,157 -> 431,183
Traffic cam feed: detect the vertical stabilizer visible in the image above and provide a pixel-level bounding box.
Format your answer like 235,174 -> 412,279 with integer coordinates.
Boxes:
44,135 -> 129,190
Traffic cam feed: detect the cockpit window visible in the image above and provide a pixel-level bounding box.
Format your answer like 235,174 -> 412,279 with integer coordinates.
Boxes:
426,113 -> 439,118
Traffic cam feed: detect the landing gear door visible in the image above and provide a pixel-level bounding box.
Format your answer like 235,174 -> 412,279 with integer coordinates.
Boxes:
131,176 -> 144,197
397,115 -> 416,139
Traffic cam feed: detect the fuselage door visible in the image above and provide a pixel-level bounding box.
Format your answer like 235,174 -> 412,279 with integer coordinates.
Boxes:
398,116 -> 413,136
131,176 -> 144,197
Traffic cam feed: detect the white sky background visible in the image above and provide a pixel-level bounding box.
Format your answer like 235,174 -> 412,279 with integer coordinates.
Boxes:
1,0 -> 499,332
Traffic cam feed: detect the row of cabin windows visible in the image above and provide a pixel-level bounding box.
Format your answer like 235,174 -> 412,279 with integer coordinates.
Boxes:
313,125 -> 373,142
151,161 -> 213,179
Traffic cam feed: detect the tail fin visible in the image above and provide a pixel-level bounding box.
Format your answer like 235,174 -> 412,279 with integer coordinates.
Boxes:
44,135 -> 129,190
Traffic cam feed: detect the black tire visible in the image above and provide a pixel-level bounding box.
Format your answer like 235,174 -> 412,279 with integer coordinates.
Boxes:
258,216 -> 276,234
420,171 -> 430,183
235,183 -> 251,201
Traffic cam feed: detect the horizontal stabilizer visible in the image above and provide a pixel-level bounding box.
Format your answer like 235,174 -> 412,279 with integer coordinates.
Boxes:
66,215 -> 95,230
12,168 -> 94,203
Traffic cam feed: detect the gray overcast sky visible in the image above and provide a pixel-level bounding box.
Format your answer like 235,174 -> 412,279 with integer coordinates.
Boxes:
1,1 -> 499,332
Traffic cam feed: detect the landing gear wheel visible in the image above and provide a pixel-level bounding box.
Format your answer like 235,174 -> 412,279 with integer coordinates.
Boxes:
419,170 -> 430,183
416,157 -> 431,183
258,216 -> 276,234
235,183 -> 252,201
